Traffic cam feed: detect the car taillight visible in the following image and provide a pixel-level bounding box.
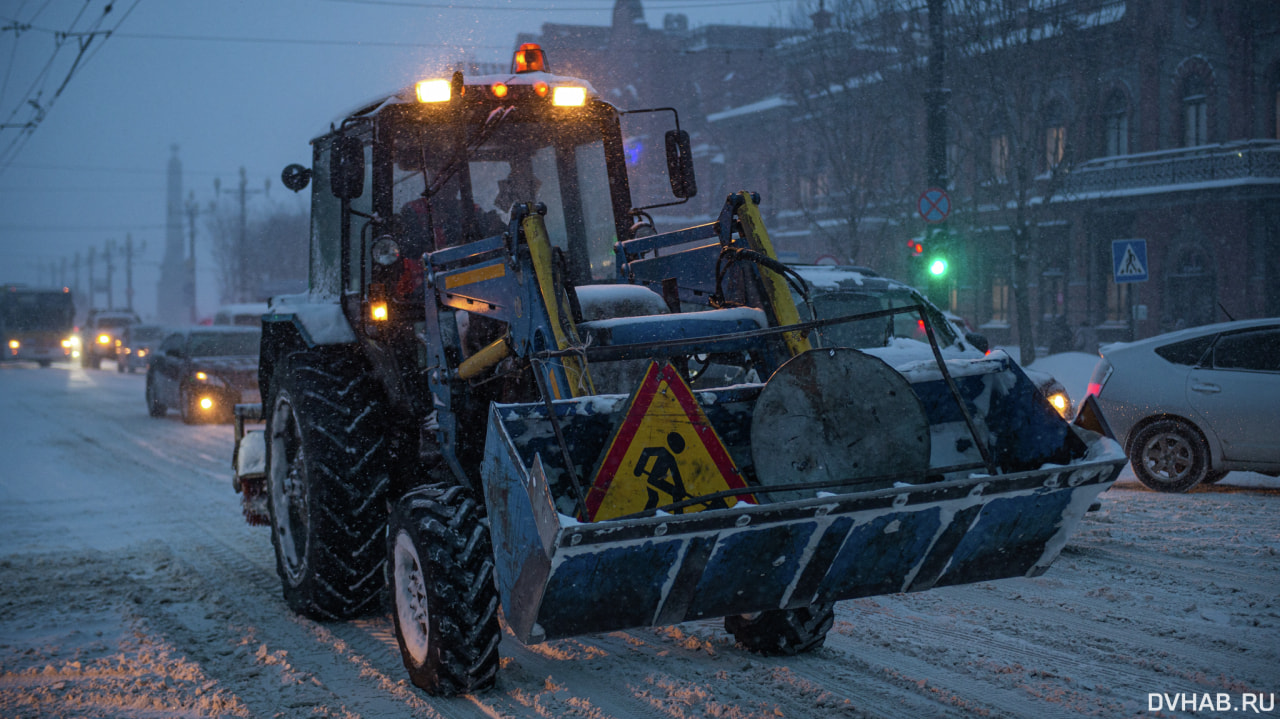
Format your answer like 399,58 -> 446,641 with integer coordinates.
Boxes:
1085,361 -> 1113,398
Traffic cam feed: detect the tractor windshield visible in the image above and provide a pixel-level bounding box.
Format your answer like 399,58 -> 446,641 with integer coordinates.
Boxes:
391,113 -> 617,280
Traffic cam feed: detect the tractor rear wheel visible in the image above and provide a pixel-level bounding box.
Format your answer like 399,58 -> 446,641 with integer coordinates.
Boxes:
389,484 -> 500,696
725,602 -> 835,656
265,350 -> 393,619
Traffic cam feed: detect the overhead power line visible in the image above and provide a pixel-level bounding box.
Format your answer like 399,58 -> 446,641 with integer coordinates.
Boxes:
320,0 -> 789,10
0,0 -> 144,174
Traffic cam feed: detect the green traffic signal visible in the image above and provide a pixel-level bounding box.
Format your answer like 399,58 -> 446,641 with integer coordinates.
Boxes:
928,258 -> 948,276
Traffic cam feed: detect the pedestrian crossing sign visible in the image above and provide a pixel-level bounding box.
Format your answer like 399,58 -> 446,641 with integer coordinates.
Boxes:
1112,239 -> 1148,284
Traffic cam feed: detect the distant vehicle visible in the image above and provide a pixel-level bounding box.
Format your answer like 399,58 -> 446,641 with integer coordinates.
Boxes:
116,323 -> 167,374
212,303 -> 269,328
82,309 -> 141,369
788,265 -> 1071,416
145,326 -> 262,424
1,285 -> 76,368
1087,318 -> 1280,492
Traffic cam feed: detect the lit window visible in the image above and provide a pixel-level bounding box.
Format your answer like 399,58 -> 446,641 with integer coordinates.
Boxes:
1046,126 -> 1066,168
1106,280 -> 1130,324
990,275 -> 1009,324
991,134 -> 1009,183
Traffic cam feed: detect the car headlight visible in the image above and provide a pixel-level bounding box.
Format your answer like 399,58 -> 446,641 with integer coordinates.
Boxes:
97,334 -> 111,345
8,339 -> 18,350
1046,391 -> 1070,417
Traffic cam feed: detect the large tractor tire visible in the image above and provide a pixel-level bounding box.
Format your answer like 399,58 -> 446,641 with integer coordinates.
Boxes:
388,484 -> 500,696
724,602 -> 835,656
265,351 -> 393,620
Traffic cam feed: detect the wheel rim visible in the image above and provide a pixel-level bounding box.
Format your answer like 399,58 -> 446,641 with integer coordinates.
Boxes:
393,530 -> 431,665
1140,430 -> 1194,482
270,396 -> 310,584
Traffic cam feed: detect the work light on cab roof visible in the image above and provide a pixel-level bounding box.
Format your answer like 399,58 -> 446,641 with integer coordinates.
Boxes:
412,43 -> 587,107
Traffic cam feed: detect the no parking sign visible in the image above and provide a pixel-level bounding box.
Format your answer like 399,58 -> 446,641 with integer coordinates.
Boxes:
918,188 -> 950,223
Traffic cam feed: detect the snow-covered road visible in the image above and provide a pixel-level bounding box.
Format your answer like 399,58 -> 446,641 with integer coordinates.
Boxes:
2,361 -> 1277,718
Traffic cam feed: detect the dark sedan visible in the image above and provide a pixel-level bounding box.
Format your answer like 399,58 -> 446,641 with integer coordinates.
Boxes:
145,327 -> 261,424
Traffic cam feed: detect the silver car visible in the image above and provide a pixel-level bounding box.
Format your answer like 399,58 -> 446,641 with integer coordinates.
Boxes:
1087,318 -> 1280,492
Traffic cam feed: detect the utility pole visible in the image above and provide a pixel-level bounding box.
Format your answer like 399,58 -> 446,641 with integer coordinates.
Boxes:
86,246 -> 96,311
924,0 -> 951,310
73,252 -> 81,299
123,234 -> 144,312
185,191 -> 200,323
103,240 -> 116,310
215,167 -> 269,303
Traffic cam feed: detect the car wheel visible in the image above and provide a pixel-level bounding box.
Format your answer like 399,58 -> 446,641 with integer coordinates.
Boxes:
145,373 -> 167,417
1201,470 -> 1229,485
180,386 -> 200,425
1129,419 -> 1211,493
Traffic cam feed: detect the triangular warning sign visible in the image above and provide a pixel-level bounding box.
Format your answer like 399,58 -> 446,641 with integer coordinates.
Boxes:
584,361 -> 754,522
1117,245 -> 1146,277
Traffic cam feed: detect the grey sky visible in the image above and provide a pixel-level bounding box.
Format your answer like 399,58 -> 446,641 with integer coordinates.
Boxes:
0,0 -> 792,320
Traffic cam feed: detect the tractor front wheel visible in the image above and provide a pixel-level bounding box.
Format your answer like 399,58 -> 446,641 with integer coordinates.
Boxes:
389,484 -> 500,696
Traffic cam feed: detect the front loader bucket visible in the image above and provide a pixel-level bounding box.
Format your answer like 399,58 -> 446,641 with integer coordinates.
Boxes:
479,354 -> 1125,645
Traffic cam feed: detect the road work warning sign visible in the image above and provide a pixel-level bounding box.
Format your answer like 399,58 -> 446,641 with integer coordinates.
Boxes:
584,361 -> 754,522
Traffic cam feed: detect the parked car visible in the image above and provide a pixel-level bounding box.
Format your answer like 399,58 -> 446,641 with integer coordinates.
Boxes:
145,326 -> 262,424
788,265 -> 1072,416
1086,318 -> 1280,492
115,323 -> 167,373
81,309 -> 140,369
212,303 -> 269,328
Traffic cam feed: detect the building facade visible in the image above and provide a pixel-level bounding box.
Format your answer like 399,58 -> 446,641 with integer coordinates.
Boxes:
520,0 -> 1279,352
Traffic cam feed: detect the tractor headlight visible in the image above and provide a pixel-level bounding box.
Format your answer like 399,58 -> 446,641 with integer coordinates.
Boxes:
372,237 -> 401,266
415,79 -> 451,103
552,86 -> 587,107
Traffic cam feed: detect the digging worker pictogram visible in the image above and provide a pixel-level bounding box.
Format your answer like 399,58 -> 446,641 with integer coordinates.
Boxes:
635,432 -> 729,512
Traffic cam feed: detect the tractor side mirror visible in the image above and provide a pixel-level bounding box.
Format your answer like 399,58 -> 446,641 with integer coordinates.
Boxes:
281,164 -> 312,193
965,331 -> 990,354
330,136 -> 365,200
664,129 -> 696,199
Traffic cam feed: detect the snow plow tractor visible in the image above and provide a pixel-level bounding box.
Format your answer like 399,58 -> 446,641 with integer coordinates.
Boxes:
231,43 -> 1126,696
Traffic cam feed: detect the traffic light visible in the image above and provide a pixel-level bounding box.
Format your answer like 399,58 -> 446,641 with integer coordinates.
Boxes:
912,230 -> 954,311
